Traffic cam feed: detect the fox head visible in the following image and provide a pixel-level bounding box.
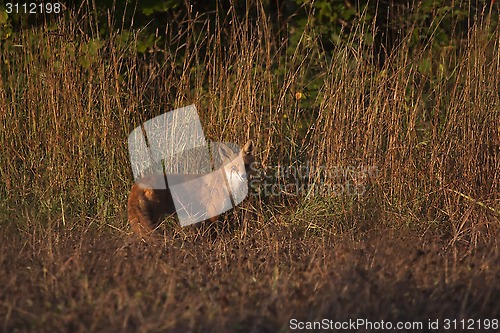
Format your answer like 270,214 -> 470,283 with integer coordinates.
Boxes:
218,140 -> 254,202
241,140 -> 255,175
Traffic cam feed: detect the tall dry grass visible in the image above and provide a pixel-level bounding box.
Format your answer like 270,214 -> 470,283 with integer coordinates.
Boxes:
0,2 -> 498,243
1,2 -> 499,332
307,11 -> 500,245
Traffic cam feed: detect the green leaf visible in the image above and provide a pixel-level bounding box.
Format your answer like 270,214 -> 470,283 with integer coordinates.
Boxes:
418,58 -> 432,75
0,10 -> 8,25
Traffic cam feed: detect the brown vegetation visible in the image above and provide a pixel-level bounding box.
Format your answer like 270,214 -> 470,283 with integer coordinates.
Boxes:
0,2 -> 499,331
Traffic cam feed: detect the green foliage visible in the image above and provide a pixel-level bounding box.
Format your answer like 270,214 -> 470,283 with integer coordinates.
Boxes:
0,8 -> 12,40
139,0 -> 179,15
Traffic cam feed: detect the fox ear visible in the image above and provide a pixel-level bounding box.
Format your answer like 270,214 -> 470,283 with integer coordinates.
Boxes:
243,140 -> 254,155
218,144 -> 234,161
242,140 -> 255,166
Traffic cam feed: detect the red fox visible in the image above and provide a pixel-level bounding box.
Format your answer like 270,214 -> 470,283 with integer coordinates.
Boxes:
128,140 -> 254,239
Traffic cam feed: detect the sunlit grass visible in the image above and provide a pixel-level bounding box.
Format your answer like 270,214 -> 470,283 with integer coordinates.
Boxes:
0,1 -> 499,331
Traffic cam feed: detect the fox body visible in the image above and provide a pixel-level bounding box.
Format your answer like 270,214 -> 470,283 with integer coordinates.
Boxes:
128,141 -> 254,238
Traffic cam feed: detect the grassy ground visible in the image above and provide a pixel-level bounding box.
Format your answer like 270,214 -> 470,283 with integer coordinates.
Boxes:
1,220 -> 499,332
0,2 -> 499,332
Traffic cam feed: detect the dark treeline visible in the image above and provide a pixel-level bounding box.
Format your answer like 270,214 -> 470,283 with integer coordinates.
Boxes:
1,0 -> 497,64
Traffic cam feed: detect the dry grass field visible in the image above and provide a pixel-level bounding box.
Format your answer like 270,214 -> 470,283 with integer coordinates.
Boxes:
0,2 -> 499,332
